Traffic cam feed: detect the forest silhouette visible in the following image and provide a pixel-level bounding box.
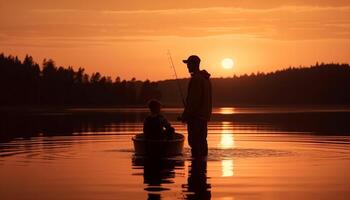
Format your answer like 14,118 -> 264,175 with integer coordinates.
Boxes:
0,53 -> 160,106
1,53 -> 350,107
160,63 -> 350,106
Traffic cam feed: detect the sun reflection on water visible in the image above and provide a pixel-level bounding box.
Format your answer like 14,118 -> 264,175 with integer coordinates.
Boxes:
218,107 -> 236,115
220,197 -> 235,200
221,159 -> 234,177
218,121 -> 235,177
219,121 -> 235,149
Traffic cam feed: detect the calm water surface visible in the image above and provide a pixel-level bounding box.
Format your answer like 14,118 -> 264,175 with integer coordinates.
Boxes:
1,107 -> 350,200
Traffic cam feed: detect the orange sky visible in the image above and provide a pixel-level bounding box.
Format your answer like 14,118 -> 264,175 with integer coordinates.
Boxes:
1,0 -> 350,80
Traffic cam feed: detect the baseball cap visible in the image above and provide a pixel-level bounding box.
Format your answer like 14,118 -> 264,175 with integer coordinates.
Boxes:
183,55 -> 201,64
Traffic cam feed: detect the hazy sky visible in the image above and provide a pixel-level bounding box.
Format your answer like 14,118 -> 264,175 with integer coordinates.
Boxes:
1,0 -> 350,80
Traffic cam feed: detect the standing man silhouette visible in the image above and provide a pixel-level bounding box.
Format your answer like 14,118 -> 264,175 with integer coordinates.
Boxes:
181,55 -> 212,158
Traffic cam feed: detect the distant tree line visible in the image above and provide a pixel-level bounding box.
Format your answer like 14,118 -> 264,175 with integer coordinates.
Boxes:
1,53 -> 350,107
0,53 -> 161,106
159,63 -> 350,105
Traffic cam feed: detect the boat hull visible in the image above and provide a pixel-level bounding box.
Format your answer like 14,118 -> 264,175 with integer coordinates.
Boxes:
132,133 -> 184,156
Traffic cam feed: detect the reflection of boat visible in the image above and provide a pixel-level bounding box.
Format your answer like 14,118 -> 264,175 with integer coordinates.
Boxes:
132,155 -> 185,195
132,133 -> 184,156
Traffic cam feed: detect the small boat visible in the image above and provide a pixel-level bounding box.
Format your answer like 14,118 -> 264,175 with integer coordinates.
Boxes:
132,133 -> 184,156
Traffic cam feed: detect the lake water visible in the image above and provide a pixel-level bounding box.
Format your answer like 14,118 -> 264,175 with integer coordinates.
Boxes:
1,107 -> 350,200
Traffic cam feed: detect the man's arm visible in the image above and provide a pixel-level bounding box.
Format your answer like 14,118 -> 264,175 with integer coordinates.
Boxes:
143,117 -> 148,134
182,76 -> 202,122
159,115 -> 171,129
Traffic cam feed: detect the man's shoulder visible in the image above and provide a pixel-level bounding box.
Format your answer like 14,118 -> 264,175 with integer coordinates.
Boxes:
159,114 -> 169,121
191,73 -> 204,81
191,72 -> 210,82
145,114 -> 157,120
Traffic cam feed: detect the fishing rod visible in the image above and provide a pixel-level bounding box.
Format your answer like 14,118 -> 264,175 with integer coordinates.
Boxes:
167,50 -> 186,107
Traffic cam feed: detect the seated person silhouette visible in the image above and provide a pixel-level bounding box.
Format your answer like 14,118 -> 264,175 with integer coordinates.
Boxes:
143,99 -> 174,140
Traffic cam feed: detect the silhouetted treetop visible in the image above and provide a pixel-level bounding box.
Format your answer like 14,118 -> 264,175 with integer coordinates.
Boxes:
1,52 -> 350,106
158,63 -> 350,106
0,53 -> 161,106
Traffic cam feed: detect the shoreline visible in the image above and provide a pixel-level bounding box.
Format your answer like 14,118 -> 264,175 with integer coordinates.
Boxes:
1,105 -> 350,115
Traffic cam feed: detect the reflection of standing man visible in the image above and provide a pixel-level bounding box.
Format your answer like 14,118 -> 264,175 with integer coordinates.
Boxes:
183,159 -> 211,200
181,55 -> 212,158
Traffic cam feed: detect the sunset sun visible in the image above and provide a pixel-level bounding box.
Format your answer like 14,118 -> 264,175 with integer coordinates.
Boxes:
222,58 -> 234,69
